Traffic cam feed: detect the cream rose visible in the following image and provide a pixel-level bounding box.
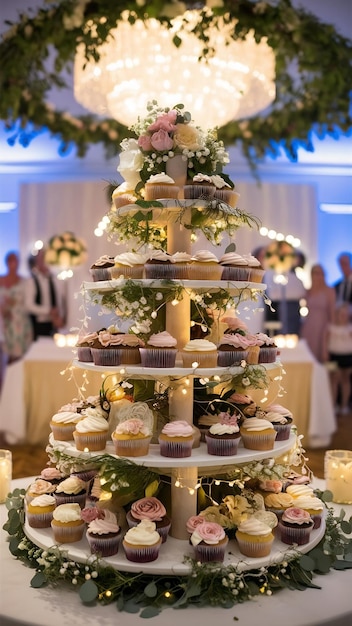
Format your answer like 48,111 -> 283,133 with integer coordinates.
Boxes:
173,123 -> 202,151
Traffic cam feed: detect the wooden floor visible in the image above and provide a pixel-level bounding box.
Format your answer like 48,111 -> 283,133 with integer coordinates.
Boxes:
4,410 -> 352,481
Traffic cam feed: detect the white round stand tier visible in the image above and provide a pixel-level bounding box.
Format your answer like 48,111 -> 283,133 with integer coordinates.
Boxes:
24,515 -> 326,576
83,278 -> 266,294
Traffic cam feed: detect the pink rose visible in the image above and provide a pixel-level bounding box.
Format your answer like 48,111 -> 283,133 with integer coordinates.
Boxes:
138,134 -> 153,151
259,479 -> 283,493
131,497 -> 166,521
116,418 -> 145,435
282,507 -> 312,525
191,521 -> 226,546
186,515 -> 205,534
150,129 -> 174,152
219,411 -> 239,426
148,110 -> 177,133
81,506 -> 104,523
228,393 -> 253,405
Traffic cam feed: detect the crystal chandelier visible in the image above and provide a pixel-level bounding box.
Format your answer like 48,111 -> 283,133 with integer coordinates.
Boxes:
74,10 -> 276,129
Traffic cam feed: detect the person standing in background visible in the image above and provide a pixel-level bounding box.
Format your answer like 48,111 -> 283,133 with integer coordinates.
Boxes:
0,251 -> 33,363
25,248 -> 65,340
0,296 -> 5,395
334,252 -> 352,313
326,303 -> 352,415
300,263 -> 336,363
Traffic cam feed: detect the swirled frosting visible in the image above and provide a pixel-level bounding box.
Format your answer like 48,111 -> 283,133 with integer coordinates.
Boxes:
160,420 -> 194,438
264,493 -> 294,509
191,521 -> 226,546
263,411 -> 290,425
252,510 -> 278,529
285,485 -> 315,498
237,517 -> 273,536
52,503 -> 82,523
242,254 -> 262,267
123,519 -> 161,546
91,255 -> 114,267
183,339 -> 217,352
112,182 -> 135,196
101,332 -> 144,348
77,332 -> 98,346
219,252 -> 247,266
210,175 -> 231,189
292,496 -> 323,511
87,510 -> 120,535
130,497 -> 166,522
171,251 -> 192,263
29,494 -> 56,508
51,411 -> 82,425
255,333 -> 276,347
281,507 -> 312,525
219,314 -> 248,332
40,468 -> 64,481
56,476 -> 86,495
74,414 -> 109,434
146,173 -> 175,184
28,479 -> 56,495
218,333 -> 256,349
186,515 -> 205,534
147,331 -> 177,348
81,506 -> 104,523
146,250 -> 172,262
114,418 -> 151,437
192,173 -> 214,184
266,404 -> 293,419
241,418 -> 275,432
114,252 -> 146,267
191,250 -> 219,263
208,422 -> 239,436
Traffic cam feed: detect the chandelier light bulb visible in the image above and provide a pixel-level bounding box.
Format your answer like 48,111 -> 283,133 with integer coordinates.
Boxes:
74,10 -> 275,128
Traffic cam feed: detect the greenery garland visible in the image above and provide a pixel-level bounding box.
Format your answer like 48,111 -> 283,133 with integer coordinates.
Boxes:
3,488 -> 352,617
1,0 -> 351,169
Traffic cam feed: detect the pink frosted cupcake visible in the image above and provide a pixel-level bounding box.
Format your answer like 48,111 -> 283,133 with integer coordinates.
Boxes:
190,521 -> 228,562
54,476 -> 87,509
236,517 -> 274,558
26,494 -> 56,528
111,417 -> 152,457
91,329 -> 144,366
188,250 -> 222,280
51,503 -> 85,544
38,467 -> 65,486
217,332 -> 256,367
126,496 -> 171,543
220,252 -> 251,282
76,332 -> 98,362
286,489 -> 324,529
255,333 -> 278,363
158,420 -> 194,458
186,514 -> 206,535
139,331 -> 177,368
240,417 -> 277,451
73,411 -> 109,452
278,507 -> 314,545
86,509 -> 121,557
50,410 -> 82,441
110,252 -> 146,279
123,519 -> 162,563
205,413 -> 241,456
262,405 -> 293,441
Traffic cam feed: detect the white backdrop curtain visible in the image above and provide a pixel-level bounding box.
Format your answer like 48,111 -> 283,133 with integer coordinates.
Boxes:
19,179 -> 317,331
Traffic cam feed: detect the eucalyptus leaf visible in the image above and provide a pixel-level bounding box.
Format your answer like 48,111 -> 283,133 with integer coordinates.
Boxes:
333,560 -> 352,570
30,571 -> 47,588
8,536 -> 21,555
299,554 -> 316,571
123,599 -> 141,613
340,520 -> 352,534
140,605 -> 162,618
79,580 -> 98,604
144,581 -> 158,598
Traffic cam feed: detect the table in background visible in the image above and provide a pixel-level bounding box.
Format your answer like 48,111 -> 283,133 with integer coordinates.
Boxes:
1,477 -> 351,626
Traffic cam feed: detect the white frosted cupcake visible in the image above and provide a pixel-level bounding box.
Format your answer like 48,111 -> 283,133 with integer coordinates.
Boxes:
73,412 -> 109,452
170,251 -> 192,279
50,410 -> 82,441
205,415 -> 241,456
145,249 -> 174,279
54,476 -> 87,509
184,173 -> 216,200
181,339 -> 218,368
240,417 -> 277,451
188,250 -> 222,280
236,517 -> 274,558
144,173 -> 179,200
111,252 -> 146,279
220,252 -> 251,282
123,519 -> 162,562
51,503 -> 85,544
126,497 -> 171,543
211,175 -> 240,207
26,494 -> 56,528
242,253 -> 265,283
139,331 -> 177,368
112,182 -> 137,209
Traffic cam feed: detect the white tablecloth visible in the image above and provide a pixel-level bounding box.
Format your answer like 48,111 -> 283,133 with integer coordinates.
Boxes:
0,478 -> 351,626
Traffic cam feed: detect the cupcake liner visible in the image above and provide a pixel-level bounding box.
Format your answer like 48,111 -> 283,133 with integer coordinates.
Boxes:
144,263 -> 176,280
311,513 -> 322,529
181,351 -> 218,368
91,347 -> 141,366
158,438 -> 193,458
26,510 -> 54,528
50,423 -> 76,441
171,263 -> 190,280
205,434 -> 240,456
86,531 -> 121,557
123,539 -> 162,562
273,424 -> 292,441
213,190 -> 240,207
258,347 -> 278,363
249,268 -> 265,283
193,537 -> 229,563
217,349 -> 249,367
73,431 -> 108,452
51,521 -> 85,544
89,268 -> 112,282
236,535 -> 274,557
183,184 -> 215,200
221,266 -> 251,282
110,265 -> 144,279
144,184 -> 180,200
77,346 -> 93,362
188,263 -> 223,281
240,431 -> 277,451
54,492 -> 87,509
112,436 -> 152,457
139,348 -> 177,368
278,520 -> 314,545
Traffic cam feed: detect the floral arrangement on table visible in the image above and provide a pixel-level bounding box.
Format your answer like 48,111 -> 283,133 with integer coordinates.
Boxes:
45,231 -> 87,268
263,241 -> 297,274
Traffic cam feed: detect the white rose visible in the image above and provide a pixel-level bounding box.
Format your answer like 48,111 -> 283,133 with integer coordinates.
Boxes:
117,139 -> 144,188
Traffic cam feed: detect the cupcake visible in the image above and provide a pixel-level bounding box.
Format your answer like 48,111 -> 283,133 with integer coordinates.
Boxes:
25,478 -> 56,504
144,249 -> 174,279
51,503 -> 86,544
50,410 -> 82,441
126,496 -> 171,543
91,329 -> 144,366
211,175 -> 240,208
220,252 -> 251,282
262,406 -> 293,441
181,339 -> 218,368
112,182 -> 137,209
205,413 -> 241,456
190,521 -> 228,562
236,517 -> 274,558
54,476 -> 87,509
144,173 -> 179,200
240,417 -> 277,451
86,509 -> 121,557
183,174 -> 216,200
38,467 -> 65,486
123,519 -> 162,563
264,492 -> 295,519
73,411 -> 109,452
278,507 -> 314,545
110,252 -> 146,279
188,250 -> 222,280
255,333 -> 278,363
26,494 -> 56,528
287,493 -> 324,529
217,332 -> 256,367
76,332 -> 98,362
228,393 -> 257,417
158,420 -> 194,458
139,331 -> 177,368
111,417 -> 152,457
170,251 -> 192,279
89,255 -> 115,281
242,253 -> 265,283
